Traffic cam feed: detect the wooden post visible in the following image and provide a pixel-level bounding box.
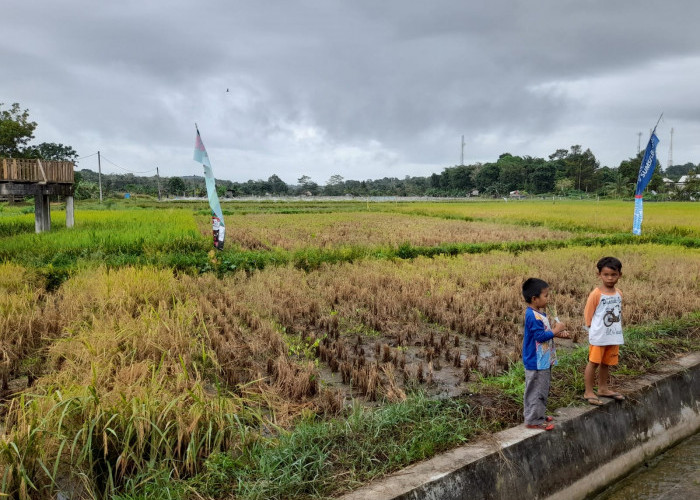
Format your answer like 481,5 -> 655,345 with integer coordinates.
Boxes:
34,192 -> 51,233
66,195 -> 74,228
35,194 -> 44,232
42,194 -> 51,232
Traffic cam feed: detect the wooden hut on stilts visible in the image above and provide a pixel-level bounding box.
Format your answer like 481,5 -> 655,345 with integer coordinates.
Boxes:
0,158 -> 75,232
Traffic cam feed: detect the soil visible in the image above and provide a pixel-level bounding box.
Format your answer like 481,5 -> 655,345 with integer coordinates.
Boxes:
312,326 -> 566,405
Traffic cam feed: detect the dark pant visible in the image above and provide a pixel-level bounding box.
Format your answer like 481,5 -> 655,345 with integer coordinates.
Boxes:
524,368 -> 551,425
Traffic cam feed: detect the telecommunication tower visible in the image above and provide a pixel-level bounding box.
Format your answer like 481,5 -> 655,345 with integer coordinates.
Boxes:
667,128 -> 674,168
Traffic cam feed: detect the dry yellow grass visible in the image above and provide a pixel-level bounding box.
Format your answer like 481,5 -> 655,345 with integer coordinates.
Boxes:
199,212 -> 575,250
0,264 -> 61,390
0,267 -> 340,497
233,244 -> 699,346
217,244 -> 699,400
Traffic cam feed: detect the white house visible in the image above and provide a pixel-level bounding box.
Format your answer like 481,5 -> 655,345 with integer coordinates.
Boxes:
677,174 -> 699,187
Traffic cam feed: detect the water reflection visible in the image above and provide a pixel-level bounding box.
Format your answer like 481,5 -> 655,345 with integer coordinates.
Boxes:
590,432 -> 700,499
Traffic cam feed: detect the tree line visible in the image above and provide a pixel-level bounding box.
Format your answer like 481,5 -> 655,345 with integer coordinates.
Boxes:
2,102 -> 698,201
73,150 -> 698,201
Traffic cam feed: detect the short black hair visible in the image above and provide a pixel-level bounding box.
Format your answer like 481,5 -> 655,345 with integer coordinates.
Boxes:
597,256 -> 622,273
522,278 -> 549,304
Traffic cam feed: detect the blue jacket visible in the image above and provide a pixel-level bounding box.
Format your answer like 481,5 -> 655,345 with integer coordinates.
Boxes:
522,307 -> 556,370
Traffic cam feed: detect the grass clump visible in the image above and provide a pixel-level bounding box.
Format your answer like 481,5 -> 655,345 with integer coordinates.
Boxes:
185,392 -> 507,499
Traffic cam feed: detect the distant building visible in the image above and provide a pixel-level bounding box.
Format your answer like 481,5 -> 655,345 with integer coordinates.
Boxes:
677,174 -> 700,188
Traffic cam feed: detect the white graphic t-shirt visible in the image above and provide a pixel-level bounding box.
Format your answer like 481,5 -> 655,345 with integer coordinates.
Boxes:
585,288 -> 624,346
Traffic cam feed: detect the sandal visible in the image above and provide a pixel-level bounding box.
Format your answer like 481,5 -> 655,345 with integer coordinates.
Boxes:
545,416 -> 554,422
526,422 -> 554,431
599,392 -> 625,401
582,396 -> 604,406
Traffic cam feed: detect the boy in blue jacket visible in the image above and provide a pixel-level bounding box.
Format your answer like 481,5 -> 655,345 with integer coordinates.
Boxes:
522,278 -> 570,431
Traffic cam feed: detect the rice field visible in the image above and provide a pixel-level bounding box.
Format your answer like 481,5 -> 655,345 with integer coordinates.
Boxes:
0,198 -> 698,499
207,211 -> 576,251
381,199 -> 700,236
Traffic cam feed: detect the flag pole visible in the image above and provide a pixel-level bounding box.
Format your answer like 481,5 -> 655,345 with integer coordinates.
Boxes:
650,113 -> 663,137
633,114 -> 662,236
193,123 -> 226,250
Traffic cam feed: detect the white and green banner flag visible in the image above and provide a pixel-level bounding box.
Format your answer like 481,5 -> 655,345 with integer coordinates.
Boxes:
193,125 -> 225,249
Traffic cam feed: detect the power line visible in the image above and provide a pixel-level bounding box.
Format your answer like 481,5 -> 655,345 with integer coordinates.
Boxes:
99,154 -> 157,174
76,152 -> 99,161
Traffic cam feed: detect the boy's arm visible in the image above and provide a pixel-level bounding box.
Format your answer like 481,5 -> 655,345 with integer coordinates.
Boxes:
584,289 -> 600,327
525,313 -> 554,343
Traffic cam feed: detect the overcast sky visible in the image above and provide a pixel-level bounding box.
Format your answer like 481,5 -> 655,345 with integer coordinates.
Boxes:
3,1 -> 699,184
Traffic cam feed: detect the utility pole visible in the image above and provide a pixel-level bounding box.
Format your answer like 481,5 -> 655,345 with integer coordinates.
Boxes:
156,166 -> 162,201
637,132 -> 642,154
460,135 -> 465,166
97,150 -> 103,203
668,128 -> 674,168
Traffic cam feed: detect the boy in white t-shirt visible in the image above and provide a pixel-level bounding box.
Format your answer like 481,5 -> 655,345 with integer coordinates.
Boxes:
583,256 -> 626,406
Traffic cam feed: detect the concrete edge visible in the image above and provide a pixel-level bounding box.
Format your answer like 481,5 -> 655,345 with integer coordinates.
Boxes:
339,352 -> 700,500
547,403 -> 698,500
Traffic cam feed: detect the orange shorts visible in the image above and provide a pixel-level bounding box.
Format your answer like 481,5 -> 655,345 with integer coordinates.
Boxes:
589,345 -> 620,366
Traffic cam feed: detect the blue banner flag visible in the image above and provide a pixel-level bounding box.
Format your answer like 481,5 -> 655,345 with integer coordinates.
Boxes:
632,132 -> 660,236
194,125 -> 226,249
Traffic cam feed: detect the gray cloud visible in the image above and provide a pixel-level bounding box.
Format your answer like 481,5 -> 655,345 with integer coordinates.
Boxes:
3,0 -> 699,184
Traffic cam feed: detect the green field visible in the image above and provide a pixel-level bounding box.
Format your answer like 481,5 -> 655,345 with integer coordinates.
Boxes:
0,198 -> 698,499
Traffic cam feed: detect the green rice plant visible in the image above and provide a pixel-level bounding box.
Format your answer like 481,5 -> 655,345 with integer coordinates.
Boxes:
187,392 -> 508,499
0,213 -> 36,237
380,200 -> 700,237
0,209 -> 209,272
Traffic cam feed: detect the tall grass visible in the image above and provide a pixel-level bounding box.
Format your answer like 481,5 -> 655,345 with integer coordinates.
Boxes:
0,209 -> 209,280
0,266 -> 340,498
0,263 -> 56,389
187,391 -> 513,499
0,268 -> 258,498
380,200 -> 700,237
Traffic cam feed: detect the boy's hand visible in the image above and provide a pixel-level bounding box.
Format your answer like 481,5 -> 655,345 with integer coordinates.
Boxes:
552,321 -> 567,334
555,330 -> 571,339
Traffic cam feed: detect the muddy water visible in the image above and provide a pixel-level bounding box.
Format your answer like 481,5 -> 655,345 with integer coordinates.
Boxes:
590,431 -> 700,500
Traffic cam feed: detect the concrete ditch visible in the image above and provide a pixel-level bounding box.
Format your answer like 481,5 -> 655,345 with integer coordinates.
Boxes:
340,352 -> 700,500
